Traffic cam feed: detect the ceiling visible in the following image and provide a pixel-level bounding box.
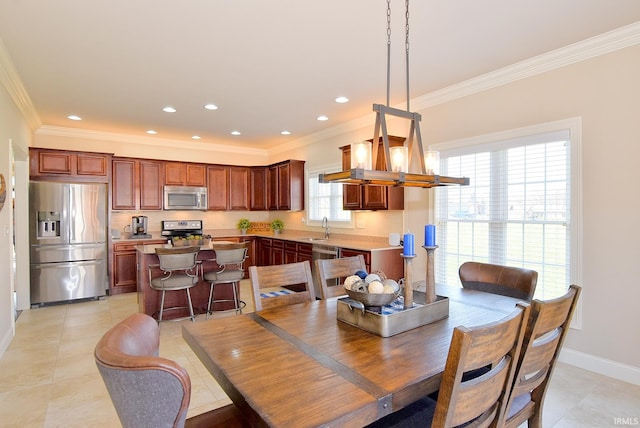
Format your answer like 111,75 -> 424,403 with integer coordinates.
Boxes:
1,1 -> 640,150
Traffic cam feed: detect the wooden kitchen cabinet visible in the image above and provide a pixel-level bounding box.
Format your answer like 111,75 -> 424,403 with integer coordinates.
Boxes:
29,148 -> 111,182
340,247 -> 404,282
206,165 -> 250,211
267,160 -> 305,211
250,166 -> 268,211
112,157 -> 163,210
340,136 -> 405,210
206,165 -> 229,210
229,166 -> 250,210
111,239 -> 166,295
164,161 -> 206,187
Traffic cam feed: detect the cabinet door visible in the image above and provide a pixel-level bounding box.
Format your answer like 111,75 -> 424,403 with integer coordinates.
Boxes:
286,160 -> 305,212
112,158 -> 137,210
267,165 -> 279,210
164,162 -> 185,185
341,149 -> 362,209
185,163 -> 206,186
139,160 -> 163,210
113,251 -> 138,293
277,163 -> 291,210
33,149 -> 72,175
207,165 -> 229,210
271,239 -> 285,265
77,153 -> 109,177
250,167 -> 268,211
229,166 -> 250,211
258,238 -> 272,266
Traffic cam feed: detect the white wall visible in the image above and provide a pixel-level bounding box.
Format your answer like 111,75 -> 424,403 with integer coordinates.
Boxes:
0,79 -> 31,356
408,45 -> 640,373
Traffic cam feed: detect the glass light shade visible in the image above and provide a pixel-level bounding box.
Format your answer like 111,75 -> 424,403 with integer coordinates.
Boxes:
424,151 -> 440,175
390,146 -> 409,172
351,141 -> 372,169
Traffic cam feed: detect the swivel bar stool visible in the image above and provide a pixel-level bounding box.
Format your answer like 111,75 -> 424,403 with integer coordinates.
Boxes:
203,242 -> 249,317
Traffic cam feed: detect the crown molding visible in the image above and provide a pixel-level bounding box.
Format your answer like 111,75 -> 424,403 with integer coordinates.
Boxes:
411,21 -> 640,110
36,125 -> 268,157
0,39 -> 41,131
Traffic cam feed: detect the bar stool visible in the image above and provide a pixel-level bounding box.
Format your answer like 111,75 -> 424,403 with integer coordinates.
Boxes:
203,242 -> 249,317
149,246 -> 200,322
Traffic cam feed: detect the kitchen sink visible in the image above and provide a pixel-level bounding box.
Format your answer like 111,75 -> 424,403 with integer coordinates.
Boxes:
301,237 -> 328,242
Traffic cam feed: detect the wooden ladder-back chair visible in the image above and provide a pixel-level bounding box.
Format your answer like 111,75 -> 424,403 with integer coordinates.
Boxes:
459,261 -> 538,301
249,261 -> 316,311
95,313 -> 248,428
366,302 -> 530,428
503,284 -> 582,428
315,255 -> 367,299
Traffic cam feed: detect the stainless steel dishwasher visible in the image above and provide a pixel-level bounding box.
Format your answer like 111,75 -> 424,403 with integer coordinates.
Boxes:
311,243 -> 340,297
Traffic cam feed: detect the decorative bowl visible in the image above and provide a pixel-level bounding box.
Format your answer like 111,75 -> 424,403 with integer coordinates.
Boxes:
344,287 -> 397,307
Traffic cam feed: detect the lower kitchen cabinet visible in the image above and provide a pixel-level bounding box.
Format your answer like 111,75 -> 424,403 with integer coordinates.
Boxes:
340,247 -> 404,282
111,239 -> 166,295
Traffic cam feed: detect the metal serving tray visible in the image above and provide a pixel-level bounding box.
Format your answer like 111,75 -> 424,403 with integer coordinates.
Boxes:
337,290 -> 449,337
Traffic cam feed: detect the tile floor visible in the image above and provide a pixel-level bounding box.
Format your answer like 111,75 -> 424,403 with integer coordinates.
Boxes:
1,280 -> 639,427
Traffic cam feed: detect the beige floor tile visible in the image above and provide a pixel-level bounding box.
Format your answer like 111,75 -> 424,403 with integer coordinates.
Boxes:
2,287 -> 638,427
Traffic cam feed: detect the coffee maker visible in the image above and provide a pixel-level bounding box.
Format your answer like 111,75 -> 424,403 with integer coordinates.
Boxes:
131,216 -> 150,238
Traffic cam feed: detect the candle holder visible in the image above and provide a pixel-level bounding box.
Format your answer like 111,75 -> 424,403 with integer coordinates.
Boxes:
401,254 -> 416,309
423,245 -> 438,304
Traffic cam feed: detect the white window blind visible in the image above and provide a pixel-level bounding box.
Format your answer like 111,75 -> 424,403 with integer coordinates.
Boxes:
435,123 -> 580,301
307,164 -> 352,223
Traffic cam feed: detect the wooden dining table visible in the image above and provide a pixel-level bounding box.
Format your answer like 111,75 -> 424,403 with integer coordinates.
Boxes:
182,284 -> 523,428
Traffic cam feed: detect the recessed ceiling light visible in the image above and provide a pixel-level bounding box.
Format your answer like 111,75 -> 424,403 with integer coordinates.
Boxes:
204,104 -> 218,110
335,96 -> 349,103
67,115 -> 82,121
231,131 -> 241,136
162,106 -> 176,113
281,130 -> 291,135
146,130 -> 157,135
317,115 -> 329,121
192,135 -> 201,140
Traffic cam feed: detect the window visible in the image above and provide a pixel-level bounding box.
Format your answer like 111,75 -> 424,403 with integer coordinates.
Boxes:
434,119 -> 582,302
307,164 -> 352,224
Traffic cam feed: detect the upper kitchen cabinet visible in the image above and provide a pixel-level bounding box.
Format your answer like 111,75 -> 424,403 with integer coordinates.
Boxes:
207,165 -> 251,211
250,166 -> 268,211
164,161 -> 206,187
340,136 -> 405,210
29,148 -> 111,183
112,157 -> 163,211
267,160 -> 305,211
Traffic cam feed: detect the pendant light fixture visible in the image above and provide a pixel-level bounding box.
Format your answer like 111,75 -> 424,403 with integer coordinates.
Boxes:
320,0 -> 469,189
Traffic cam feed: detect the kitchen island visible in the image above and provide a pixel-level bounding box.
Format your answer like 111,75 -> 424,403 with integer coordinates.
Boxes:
136,242 -> 241,320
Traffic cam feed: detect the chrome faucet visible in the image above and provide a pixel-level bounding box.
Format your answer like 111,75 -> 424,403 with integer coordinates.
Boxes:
322,216 -> 330,239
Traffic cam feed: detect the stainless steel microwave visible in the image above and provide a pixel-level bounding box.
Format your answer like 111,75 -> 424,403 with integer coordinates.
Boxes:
163,186 -> 207,210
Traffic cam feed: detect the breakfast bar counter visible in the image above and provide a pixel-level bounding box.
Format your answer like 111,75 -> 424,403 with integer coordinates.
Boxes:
136,243 -> 238,319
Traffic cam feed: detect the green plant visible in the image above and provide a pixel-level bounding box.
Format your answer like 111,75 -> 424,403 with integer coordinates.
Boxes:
236,218 -> 251,231
270,219 -> 284,232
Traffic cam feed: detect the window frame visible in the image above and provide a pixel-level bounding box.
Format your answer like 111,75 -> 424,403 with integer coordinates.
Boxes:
305,163 -> 353,228
431,117 -> 583,328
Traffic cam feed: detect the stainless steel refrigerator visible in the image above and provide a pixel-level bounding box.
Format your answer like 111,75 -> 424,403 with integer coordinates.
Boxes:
29,181 -> 108,306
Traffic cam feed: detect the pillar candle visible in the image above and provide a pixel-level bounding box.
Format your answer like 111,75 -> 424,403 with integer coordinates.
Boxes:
403,233 -> 415,256
425,224 -> 436,247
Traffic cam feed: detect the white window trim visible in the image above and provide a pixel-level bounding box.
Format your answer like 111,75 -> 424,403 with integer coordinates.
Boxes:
431,117 -> 583,329
305,163 -> 354,228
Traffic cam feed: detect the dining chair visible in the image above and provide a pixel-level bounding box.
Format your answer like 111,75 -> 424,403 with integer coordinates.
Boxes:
459,261 -> 538,301
95,313 -> 248,428
202,242 -> 249,317
248,260 -> 316,311
315,255 -> 367,299
366,302 -> 530,428
503,284 -> 582,428
149,246 -> 200,322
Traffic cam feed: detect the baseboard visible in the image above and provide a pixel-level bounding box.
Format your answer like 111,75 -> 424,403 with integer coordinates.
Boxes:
560,347 -> 640,386
0,327 -> 13,359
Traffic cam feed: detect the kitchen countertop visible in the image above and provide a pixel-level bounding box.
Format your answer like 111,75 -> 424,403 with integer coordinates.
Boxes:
128,230 -> 401,253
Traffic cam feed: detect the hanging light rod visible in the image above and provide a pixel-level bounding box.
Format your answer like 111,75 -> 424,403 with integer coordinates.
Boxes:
319,1 -> 469,190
